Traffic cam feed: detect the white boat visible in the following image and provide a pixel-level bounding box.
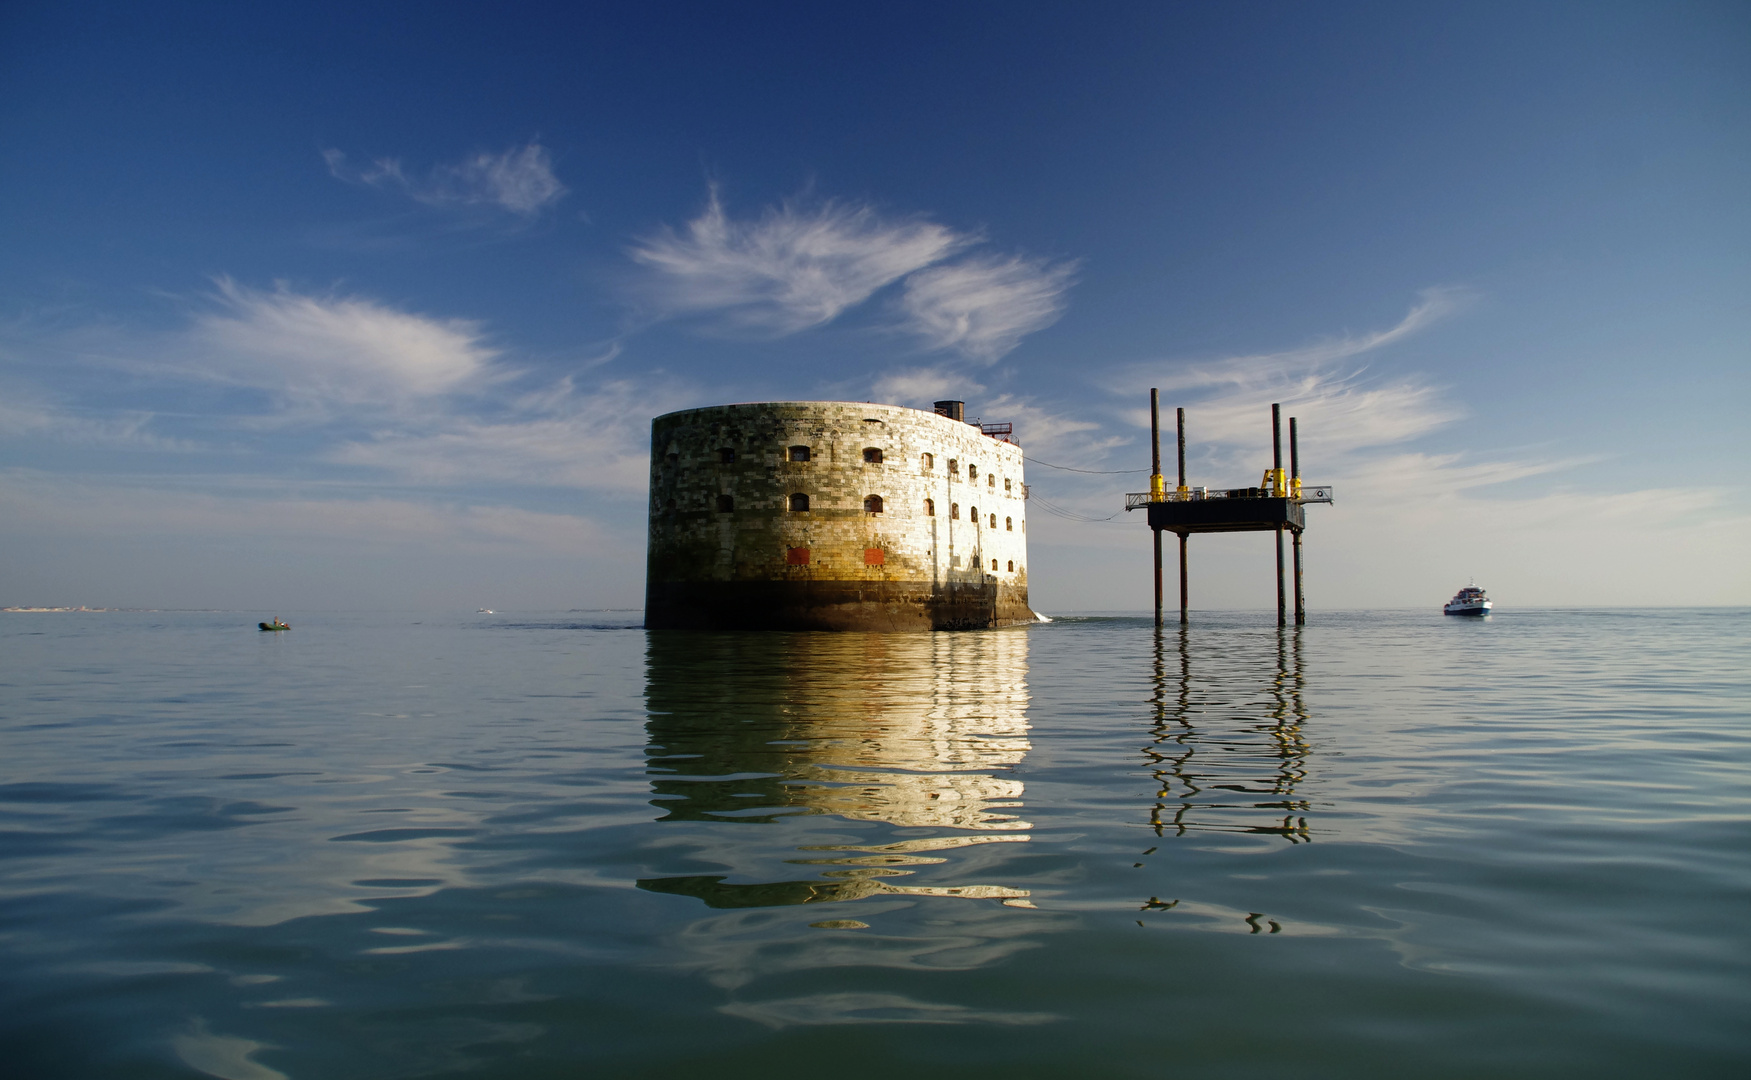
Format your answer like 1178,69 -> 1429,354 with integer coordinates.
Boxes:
1443,584 -> 1491,616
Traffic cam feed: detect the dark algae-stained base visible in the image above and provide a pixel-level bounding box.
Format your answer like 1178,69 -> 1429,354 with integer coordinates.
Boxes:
1,608 -> 1747,1078
644,577 -> 1035,630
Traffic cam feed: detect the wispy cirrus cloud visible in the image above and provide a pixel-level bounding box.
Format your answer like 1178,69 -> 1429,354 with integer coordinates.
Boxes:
328,377 -> 662,494
1,280 -> 656,495
0,468 -> 608,555
1132,287 -> 1468,396
323,142 -> 567,216
183,283 -> 660,492
0,387 -> 195,451
626,186 -> 971,335
870,366 -> 986,409
1112,288 -> 1472,455
188,278 -> 500,406
897,254 -> 1079,362
627,187 -> 1077,359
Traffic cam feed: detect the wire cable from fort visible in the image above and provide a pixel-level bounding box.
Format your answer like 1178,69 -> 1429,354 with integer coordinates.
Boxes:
1023,456 -> 1149,475
1027,493 -> 1125,523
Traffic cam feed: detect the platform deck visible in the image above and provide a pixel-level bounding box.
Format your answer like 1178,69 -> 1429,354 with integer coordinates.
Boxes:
1144,496 -> 1305,534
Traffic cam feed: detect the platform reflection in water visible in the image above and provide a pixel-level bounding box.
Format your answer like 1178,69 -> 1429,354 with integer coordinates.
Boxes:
638,629 -> 1035,909
1146,626 -> 1311,843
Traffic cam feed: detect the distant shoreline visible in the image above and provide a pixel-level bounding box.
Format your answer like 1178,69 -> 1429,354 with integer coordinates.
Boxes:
0,606 -> 183,613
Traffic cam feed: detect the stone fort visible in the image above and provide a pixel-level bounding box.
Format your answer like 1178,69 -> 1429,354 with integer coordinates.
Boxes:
645,400 -> 1034,630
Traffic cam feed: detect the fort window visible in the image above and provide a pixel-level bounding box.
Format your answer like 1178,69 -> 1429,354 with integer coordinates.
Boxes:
968,464 -> 978,480
970,505 -> 979,523
863,447 -> 883,464
864,547 -> 885,566
716,494 -> 734,513
720,447 -> 736,464
924,498 -> 935,516
991,559 -> 999,571
786,547 -> 810,565
922,453 -> 934,469
988,474 -> 995,488
1007,560 -> 1014,572
1005,516 -> 1012,531
948,459 -> 958,475
1004,478 -> 1012,494
788,492 -> 810,512
788,445 -> 811,462
864,494 -> 884,513
989,513 -> 997,528
951,503 -> 960,520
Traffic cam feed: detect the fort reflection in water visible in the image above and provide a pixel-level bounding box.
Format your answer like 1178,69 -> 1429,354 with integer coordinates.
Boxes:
639,628 -> 1036,909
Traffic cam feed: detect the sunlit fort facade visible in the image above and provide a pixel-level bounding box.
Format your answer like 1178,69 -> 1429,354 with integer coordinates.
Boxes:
645,400 -> 1034,630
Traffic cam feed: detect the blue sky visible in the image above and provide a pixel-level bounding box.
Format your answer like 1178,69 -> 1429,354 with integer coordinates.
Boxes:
3,1 -> 1746,611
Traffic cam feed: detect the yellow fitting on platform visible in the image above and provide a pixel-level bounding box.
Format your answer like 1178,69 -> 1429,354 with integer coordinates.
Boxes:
1291,476 -> 1302,500
1149,473 -> 1166,501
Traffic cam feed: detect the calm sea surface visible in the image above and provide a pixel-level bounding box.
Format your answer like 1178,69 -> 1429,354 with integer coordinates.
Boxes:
2,608 -> 1747,1078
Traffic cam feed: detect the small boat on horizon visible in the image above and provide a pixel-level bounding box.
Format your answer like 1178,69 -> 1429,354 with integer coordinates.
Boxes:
1443,584 -> 1491,616
258,618 -> 289,631
477,608 -> 494,614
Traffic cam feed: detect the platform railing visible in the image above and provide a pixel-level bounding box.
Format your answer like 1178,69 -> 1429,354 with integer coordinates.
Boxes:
1125,484 -> 1333,511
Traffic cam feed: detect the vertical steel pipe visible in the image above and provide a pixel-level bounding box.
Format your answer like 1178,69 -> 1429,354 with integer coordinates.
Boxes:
1176,407 -> 1186,488
1272,404 -> 1285,627
1272,403 -> 1282,472
1291,416 -> 1304,625
1179,533 -> 1188,625
1289,415 -> 1300,483
1293,531 -> 1305,626
1177,407 -> 1188,624
1151,389 -> 1162,628
1151,389 -> 1162,478
1276,528 -> 1286,628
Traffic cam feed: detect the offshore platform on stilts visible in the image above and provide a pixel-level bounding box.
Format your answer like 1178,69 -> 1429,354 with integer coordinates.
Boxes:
1125,390 -> 1333,627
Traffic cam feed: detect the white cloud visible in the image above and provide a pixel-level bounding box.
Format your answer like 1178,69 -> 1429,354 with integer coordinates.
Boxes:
0,468 -> 608,556
328,378 -> 659,493
870,366 -> 985,409
1145,287 -> 1466,396
1112,290 -> 1470,460
969,393 -> 1109,459
323,142 -> 567,216
0,389 -> 193,451
1011,288 -> 1747,608
627,187 -> 972,335
2,281 -> 658,494
627,187 -> 1078,359
190,278 -> 498,405
898,254 -> 1079,361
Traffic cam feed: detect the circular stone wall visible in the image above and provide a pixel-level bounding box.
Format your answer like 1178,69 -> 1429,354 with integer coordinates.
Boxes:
645,401 -> 1033,630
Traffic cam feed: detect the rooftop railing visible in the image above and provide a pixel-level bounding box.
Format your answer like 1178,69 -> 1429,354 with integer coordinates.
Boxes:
965,418 -> 1018,445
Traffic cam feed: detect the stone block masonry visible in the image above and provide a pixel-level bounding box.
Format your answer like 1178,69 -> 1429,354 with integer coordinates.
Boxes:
646,401 -> 1034,630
